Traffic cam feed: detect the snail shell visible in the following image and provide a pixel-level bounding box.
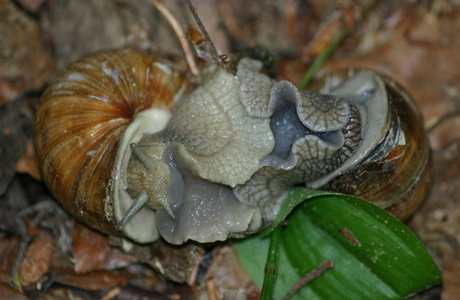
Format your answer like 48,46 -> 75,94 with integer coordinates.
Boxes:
34,48 -> 431,245
306,70 -> 432,221
34,48 -> 188,238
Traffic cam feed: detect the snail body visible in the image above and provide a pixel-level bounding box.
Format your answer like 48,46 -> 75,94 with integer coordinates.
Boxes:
34,48 -> 431,244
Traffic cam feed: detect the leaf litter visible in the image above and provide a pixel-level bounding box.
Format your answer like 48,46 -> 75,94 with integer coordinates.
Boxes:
0,0 -> 459,299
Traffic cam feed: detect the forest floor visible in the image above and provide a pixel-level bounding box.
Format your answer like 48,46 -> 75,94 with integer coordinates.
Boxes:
1,0 -> 459,299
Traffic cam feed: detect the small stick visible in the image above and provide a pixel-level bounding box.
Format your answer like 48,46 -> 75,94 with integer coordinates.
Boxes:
99,286 -> 121,300
338,227 -> 361,247
426,103 -> 460,133
184,0 -> 228,71
207,278 -> 218,300
151,0 -> 200,77
186,250 -> 203,286
280,260 -> 335,300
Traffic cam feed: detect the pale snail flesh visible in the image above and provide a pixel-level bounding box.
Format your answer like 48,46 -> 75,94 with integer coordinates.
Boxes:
34,48 -> 431,245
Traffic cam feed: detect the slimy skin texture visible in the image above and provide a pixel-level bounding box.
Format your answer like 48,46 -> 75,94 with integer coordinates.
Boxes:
125,59 -> 371,244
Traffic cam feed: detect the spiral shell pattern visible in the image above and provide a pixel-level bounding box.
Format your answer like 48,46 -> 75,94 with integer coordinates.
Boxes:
34,48 -> 187,234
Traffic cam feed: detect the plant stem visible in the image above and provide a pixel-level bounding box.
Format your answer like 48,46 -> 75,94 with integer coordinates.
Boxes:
260,225 -> 281,300
298,0 -> 383,90
298,28 -> 348,90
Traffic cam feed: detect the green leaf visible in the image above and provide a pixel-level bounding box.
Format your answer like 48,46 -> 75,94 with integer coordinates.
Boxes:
234,189 -> 442,300
13,273 -> 22,289
235,231 -> 268,288
259,188 -> 335,238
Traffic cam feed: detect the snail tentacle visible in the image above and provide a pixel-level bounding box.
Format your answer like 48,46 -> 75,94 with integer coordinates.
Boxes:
130,143 -> 158,172
118,190 -> 149,231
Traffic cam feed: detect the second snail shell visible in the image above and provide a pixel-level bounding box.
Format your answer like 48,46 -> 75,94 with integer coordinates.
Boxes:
34,48 -> 432,244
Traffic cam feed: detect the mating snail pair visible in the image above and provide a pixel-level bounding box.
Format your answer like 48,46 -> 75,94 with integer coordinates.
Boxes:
33,7 -> 431,245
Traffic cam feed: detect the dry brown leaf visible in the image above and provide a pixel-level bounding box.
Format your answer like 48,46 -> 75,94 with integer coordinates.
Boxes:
0,234 -> 21,282
442,268 -> 460,300
429,117 -> 460,151
34,288 -> 85,300
18,231 -> 56,287
301,12 -> 344,62
54,270 -> 131,291
124,238 -> 205,284
0,282 -> 29,300
0,0 -> 55,106
195,245 -> 260,300
71,220 -> 137,274
15,139 -> 41,181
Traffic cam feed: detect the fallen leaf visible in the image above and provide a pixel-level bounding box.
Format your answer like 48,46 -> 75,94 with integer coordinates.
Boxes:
0,234 -> 21,282
15,139 -> 41,181
55,270 -> 131,291
195,245 -> 259,300
72,220 -> 137,274
18,231 -> 56,287
0,0 -> 55,106
0,282 -> 29,300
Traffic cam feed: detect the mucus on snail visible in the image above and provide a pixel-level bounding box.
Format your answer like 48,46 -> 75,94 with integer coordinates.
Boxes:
33,8 -> 431,245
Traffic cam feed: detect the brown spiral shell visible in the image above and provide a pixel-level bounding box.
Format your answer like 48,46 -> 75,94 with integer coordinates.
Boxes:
34,48 -> 188,235
308,70 -> 432,221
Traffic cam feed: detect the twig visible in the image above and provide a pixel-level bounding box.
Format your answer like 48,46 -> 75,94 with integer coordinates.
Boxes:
280,260 -> 335,300
186,250 -> 203,286
207,278 -> 218,300
99,286 -> 121,300
184,0 -> 228,71
426,103 -> 460,133
151,0 -> 200,77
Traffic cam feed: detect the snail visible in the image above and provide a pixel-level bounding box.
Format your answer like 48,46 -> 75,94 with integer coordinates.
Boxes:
33,47 -> 431,244
33,4 -> 431,245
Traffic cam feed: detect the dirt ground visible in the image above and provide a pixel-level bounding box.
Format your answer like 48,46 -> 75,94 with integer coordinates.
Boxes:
1,0 -> 459,299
